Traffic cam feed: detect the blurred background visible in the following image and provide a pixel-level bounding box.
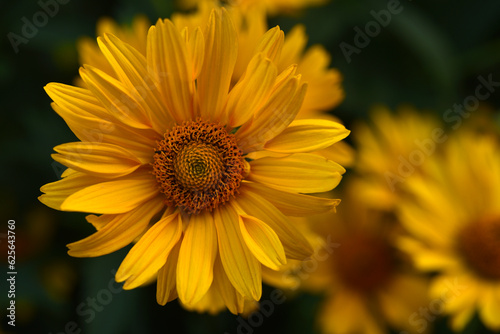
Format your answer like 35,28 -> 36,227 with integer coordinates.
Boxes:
1,0 -> 500,333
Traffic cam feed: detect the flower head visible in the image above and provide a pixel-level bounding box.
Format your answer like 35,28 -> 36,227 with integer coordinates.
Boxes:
397,124 -> 500,331
352,105 -> 441,210
40,8 -> 349,313
299,188 -> 429,334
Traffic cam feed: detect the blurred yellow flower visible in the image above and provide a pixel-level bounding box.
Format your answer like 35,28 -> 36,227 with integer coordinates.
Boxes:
352,105 -> 444,210
301,188 -> 429,334
397,125 -> 500,331
178,0 -> 330,16
40,8 -> 349,314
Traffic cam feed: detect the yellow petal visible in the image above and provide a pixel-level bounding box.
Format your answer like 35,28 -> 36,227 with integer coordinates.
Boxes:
99,33 -> 174,134
147,19 -> 194,123
39,171 -> 105,211
180,282 -> 226,314
176,211 -> 218,305
299,47 -> 344,111
116,212 -> 182,289
235,190 -> 313,260
226,53 -> 277,127
80,65 -> 152,130
278,24 -> 306,71
213,255 -> 246,314
61,171 -> 159,214
451,307 -> 476,331
396,237 -> 461,271
479,287 -> 500,330
184,27 -> 205,79
230,4 -> 267,80
241,181 -> 339,216
48,101 -> 155,163
157,240 -> 182,305
239,214 -> 286,270
44,83 -> 111,121
67,197 -> 165,257
264,119 -> 350,153
52,142 -> 142,178
253,26 -> 284,64
214,204 -> 262,300
86,214 -> 110,231
315,140 -> 355,168
197,8 -> 237,123
236,69 -> 307,152
248,153 -> 345,193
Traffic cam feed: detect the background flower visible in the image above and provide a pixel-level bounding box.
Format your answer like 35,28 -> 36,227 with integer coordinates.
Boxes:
350,105 -> 442,210
307,188 -> 429,334
396,122 -> 500,332
177,0 -> 330,16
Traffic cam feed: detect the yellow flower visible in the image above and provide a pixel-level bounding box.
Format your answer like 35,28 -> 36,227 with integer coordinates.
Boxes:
178,0 -> 330,16
303,188 -> 429,334
397,126 -> 500,331
352,105 -> 442,210
39,8 -> 349,313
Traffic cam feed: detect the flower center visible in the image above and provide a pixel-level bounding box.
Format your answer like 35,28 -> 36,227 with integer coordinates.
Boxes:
152,119 -> 244,214
458,215 -> 500,280
334,234 -> 394,293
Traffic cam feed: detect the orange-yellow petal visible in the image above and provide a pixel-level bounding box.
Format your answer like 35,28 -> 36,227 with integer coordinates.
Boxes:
98,33 -> 174,134
39,171 -> 106,211
248,153 -> 345,193
253,26 -> 284,64
116,212 -> 182,289
157,240 -> 182,305
226,53 -> 277,127
278,24 -> 306,71
197,8 -> 237,123
264,119 -> 350,153
147,19 -> 194,123
479,287 -> 500,330
235,190 -> 313,260
80,65 -> 152,130
236,69 -> 307,152
214,204 -> 262,300
67,196 -> 165,257
60,171 -> 159,214
239,214 -> 286,270
241,181 -> 339,216
183,26 -> 205,79
44,83 -> 112,122
45,89 -> 156,163
176,211 -> 218,305
212,255 -> 246,314
52,142 -> 142,178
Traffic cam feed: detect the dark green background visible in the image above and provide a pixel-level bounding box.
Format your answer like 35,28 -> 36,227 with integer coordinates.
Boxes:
1,0 -> 499,333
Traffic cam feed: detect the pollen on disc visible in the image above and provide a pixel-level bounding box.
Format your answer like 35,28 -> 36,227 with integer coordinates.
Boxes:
152,119 -> 244,214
